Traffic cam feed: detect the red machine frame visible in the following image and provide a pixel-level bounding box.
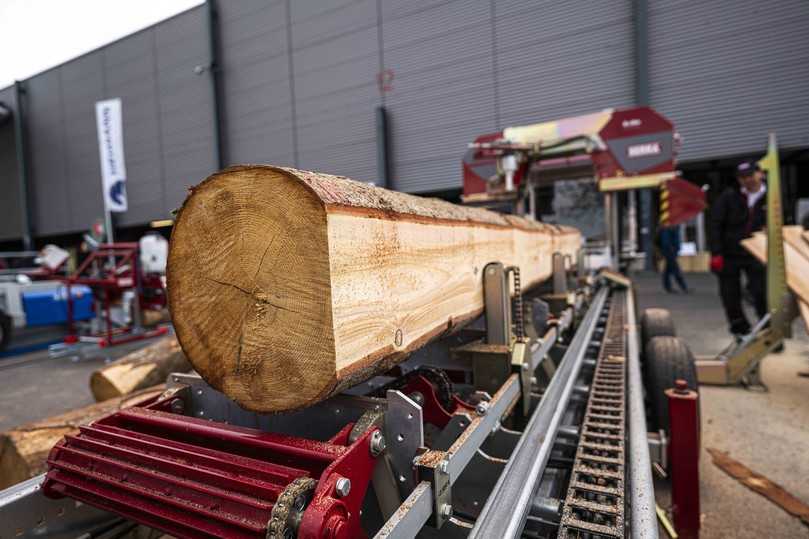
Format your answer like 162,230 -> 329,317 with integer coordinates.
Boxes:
41,368 -> 477,538
462,106 -> 680,197
63,243 -> 167,347
43,384 -> 384,538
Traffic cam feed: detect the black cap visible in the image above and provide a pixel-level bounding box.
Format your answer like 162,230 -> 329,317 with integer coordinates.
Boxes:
736,160 -> 760,177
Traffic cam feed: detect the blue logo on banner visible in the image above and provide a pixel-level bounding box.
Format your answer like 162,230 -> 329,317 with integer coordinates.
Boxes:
109,180 -> 126,207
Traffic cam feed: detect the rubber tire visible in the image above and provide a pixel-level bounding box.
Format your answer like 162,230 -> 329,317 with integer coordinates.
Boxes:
641,308 -> 676,354
645,336 -> 699,435
0,311 -> 11,351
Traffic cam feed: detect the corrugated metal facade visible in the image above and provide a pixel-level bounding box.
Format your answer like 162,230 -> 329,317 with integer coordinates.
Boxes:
495,0 -> 635,125
291,0 -> 381,182
0,86 -> 21,241
153,9 -> 217,215
648,0 -> 809,162
4,6 -> 215,238
382,0 -> 496,192
0,0 -> 807,241
218,1 -> 295,166
220,0 -> 634,192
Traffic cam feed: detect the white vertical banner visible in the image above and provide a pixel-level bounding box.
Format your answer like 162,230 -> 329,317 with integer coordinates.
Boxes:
95,98 -> 128,213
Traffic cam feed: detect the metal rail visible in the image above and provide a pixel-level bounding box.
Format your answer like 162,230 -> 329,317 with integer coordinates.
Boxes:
0,474 -> 121,538
626,287 -> 659,538
374,482 -> 433,539
446,374 -> 521,484
469,286 -> 609,539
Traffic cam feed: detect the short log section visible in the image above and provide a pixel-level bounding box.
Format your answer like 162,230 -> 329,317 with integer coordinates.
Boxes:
168,166 -> 581,412
89,335 -> 189,401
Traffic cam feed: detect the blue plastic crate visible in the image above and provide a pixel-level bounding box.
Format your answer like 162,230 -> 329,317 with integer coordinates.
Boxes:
22,285 -> 95,326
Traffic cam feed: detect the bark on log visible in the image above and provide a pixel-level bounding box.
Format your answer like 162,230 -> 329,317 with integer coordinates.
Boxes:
0,386 -> 164,489
89,335 -> 189,401
168,166 -> 581,413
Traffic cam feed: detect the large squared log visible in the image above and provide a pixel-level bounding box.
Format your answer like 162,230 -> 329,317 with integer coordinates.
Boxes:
168,166 -> 581,412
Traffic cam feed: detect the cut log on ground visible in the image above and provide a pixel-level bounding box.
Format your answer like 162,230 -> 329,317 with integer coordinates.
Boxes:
0,386 -> 164,489
90,335 -> 188,402
168,166 -> 581,413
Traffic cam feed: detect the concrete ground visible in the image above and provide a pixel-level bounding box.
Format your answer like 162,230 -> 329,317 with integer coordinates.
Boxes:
0,334 -> 167,431
635,271 -> 809,538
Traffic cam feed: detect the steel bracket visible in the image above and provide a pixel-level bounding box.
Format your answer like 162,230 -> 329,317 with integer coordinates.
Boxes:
384,390 -> 424,498
552,251 -> 568,295
416,451 -> 452,528
454,341 -> 511,396
483,262 -> 511,345
511,340 -> 532,416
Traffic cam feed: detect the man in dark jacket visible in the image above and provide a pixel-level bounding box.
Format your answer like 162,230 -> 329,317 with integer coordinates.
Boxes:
709,160 -> 767,336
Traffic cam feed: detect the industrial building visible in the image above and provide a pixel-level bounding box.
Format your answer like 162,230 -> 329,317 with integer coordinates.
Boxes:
1,0 -> 808,248
2,2 -> 809,538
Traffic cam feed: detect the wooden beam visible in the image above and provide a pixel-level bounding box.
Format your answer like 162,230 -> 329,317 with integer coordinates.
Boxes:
90,335 -> 189,401
168,166 -> 581,412
785,226 -> 809,262
742,228 -> 809,331
0,386 -> 164,489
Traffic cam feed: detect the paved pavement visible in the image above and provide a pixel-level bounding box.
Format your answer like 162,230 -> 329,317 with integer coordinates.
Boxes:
0,335 -> 166,431
635,270 -> 809,538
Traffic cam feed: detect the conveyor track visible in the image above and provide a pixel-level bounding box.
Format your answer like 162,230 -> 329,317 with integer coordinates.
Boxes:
558,291 -> 627,538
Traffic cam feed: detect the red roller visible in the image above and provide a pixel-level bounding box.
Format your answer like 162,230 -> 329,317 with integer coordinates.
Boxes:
42,393 -> 379,539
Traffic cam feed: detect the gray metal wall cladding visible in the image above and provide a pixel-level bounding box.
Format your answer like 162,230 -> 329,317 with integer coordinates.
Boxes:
19,6 -> 216,236
0,86 -> 22,241
220,0 -> 634,193
649,0 -> 809,162
382,0 -> 634,193
219,1 -> 295,166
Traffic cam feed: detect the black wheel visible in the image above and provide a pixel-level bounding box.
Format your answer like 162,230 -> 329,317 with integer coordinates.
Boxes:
645,336 -> 699,435
641,308 -> 676,353
0,310 -> 11,351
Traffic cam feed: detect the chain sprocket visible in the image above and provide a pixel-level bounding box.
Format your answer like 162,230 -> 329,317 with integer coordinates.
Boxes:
373,366 -> 454,410
266,477 -> 316,539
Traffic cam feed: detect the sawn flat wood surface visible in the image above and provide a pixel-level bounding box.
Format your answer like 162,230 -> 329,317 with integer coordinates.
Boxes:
741,227 -> 809,331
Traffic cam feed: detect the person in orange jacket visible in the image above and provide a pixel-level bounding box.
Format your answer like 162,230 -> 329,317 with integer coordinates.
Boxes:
708,160 -> 767,336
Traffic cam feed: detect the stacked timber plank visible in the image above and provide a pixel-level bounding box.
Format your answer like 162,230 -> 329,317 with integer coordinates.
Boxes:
0,386 -> 165,489
741,226 -> 809,332
168,166 -> 581,413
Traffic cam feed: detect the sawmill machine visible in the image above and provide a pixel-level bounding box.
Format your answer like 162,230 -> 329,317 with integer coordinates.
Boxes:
462,106 -> 705,270
0,258 -> 699,538
0,108 -> 706,538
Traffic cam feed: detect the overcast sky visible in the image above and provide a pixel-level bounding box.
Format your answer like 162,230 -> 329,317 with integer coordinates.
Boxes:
0,0 -> 203,88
